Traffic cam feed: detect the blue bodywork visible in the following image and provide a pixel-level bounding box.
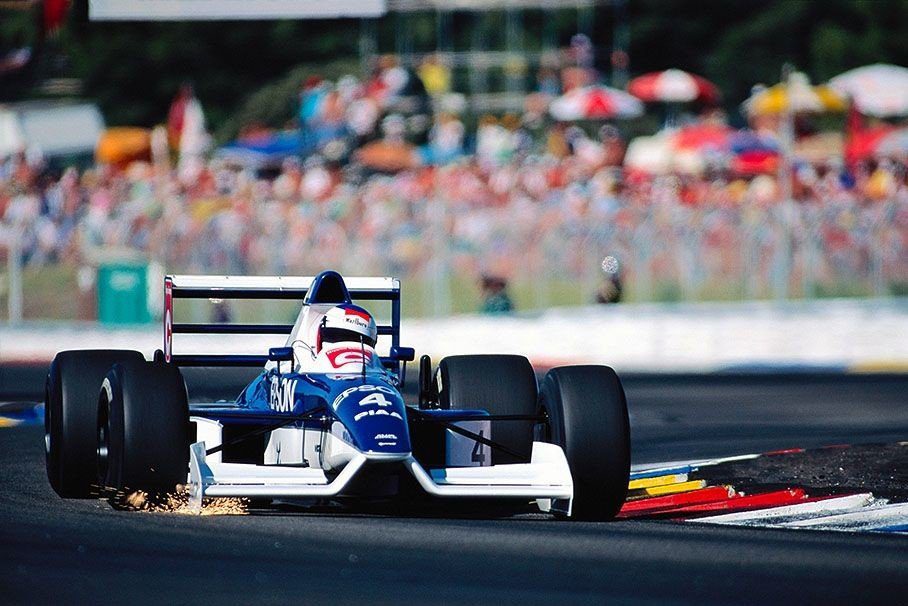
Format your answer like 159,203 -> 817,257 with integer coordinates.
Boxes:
182,271 -> 415,457
230,368 -> 412,455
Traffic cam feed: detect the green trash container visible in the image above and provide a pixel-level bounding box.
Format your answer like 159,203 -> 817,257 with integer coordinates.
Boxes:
97,263 -> 151,324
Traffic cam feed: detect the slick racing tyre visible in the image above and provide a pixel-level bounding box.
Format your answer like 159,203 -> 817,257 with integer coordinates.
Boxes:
97,360 -> 189,500
540,365 -> 630,521
436,354 -> 537,465
45,349 -> 145,498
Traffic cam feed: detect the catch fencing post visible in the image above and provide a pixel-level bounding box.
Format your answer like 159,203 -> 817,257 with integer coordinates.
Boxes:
774,64 -> 796,300
429,175 -> 451,317
7,225 -> 23,324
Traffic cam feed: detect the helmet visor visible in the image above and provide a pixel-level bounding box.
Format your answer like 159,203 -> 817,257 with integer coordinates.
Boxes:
319,326 -> 377,348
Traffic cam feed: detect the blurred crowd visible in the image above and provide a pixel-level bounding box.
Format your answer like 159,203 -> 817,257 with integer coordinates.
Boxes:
2,139 -> 907,304
3,44 -> 908,308
280,40 -> 607,169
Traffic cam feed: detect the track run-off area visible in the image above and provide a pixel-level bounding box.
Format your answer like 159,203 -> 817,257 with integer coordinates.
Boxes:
1,371 -> 907,604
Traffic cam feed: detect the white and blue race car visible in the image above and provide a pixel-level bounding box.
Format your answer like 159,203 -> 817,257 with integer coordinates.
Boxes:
45,271 -> 630,519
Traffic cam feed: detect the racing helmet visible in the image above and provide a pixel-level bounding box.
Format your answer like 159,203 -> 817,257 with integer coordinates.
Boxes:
316,304 -> 378,352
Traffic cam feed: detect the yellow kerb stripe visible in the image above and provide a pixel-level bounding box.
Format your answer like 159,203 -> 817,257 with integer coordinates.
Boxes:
628,473 -> 689,490
629,480 -> 707,498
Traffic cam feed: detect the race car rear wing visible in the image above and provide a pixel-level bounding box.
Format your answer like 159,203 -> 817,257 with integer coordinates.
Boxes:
164,274 -> 412,372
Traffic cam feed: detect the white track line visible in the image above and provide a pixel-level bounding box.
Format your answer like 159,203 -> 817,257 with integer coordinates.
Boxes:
779,502 -> 908,531
631,453 -> 761,474
691,493 -> 879,526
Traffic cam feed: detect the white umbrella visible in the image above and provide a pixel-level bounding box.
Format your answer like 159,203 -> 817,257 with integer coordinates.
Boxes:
624,133 -> 672,174
829,64 -> 908,117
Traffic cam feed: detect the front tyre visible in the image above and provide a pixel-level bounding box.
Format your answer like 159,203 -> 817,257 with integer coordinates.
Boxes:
97,360 -> 189,499
436,354 -> 537,465
540,365 -> 630,520
45,349 -> 144,498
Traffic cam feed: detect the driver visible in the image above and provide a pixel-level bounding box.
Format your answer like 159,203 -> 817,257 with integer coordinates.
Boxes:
290,303 -> 379,372
316,303 -> 378,353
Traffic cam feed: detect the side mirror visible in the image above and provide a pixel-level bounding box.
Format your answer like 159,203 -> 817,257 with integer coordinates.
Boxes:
390,346 -> 415,362
268,347 -> 294,363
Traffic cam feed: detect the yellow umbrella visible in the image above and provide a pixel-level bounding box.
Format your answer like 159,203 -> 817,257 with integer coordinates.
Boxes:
744,72 -> 846,116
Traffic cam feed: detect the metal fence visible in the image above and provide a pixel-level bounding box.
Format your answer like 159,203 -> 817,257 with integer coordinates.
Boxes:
2,174 -> 907,321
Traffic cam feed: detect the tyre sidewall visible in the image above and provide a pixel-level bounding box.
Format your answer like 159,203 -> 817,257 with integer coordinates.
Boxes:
45,350 -> 143,498
45,368 -> 63,493
541,366 -> 630,520
100,360 -> 189,494
99,371 -> 125,491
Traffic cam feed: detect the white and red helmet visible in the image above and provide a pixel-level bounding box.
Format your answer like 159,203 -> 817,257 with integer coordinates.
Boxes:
316,304 -> 378,352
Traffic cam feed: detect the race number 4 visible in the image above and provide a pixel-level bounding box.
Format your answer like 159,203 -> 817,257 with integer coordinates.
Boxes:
358,391 -> 392,408
445,419 -> 491,467
471,430 -> 486,464
332,383 -> 396,411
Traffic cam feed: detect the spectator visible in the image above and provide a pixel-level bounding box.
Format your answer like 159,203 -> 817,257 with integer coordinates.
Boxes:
418,54 -> 451,97
595,256 -> 623,304
480,275 -> 514,314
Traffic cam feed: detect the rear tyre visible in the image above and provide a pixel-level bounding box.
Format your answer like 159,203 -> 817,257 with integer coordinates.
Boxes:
45,349 -> 145,498
436,354 -> 537,465
540,365 -> 630,521
97,360 -> 189,501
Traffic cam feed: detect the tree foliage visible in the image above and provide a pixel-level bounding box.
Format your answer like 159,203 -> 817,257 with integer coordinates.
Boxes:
1,1 -> 906,133
627,0 -> 908,113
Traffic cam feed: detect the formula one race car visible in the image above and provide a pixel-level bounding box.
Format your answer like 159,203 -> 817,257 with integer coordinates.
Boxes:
45,271 -> 630,519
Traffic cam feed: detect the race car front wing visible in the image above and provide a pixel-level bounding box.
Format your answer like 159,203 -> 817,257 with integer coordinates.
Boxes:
187,415 -> 574,515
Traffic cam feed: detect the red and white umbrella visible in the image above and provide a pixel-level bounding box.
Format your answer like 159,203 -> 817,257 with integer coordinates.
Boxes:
829,64 -> 908,117
628,69 -> 720,104
549,85 -> 644,121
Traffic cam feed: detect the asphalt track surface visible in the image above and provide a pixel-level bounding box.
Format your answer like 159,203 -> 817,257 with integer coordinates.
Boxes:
2,372 -> 907,604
